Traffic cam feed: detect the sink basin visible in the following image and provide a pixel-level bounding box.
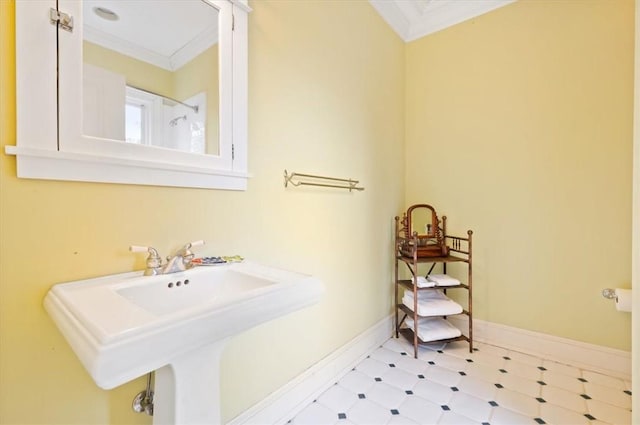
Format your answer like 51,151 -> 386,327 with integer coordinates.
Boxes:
116,267 -> 277,316
44,261 -> 324,424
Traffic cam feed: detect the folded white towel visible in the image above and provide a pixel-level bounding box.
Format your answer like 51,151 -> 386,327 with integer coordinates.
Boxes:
403,290 -> 463,316
416,276 -> 434,288
405,317 -> 462,342
427,274 -> 460,287
405,289 -> 447,300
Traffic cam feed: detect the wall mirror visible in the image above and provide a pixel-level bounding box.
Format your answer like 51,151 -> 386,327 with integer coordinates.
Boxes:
407,204 -> 438,237
82,0 -> 220,155
7,0 -> 250,190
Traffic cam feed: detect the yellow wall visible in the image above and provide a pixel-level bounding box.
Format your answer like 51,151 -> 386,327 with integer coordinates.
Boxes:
174,45 -> 220,153
405,0 -> 633,350
0,1 -> 405,423
631,0 -> 639,420
84,41 -> 174,96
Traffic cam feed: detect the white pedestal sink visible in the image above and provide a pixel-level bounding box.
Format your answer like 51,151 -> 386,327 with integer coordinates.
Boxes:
44,261 -> 324,424
153,340 -> 229,424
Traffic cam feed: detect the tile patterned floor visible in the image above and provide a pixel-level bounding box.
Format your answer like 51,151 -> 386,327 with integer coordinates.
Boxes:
290,338 -> 632,424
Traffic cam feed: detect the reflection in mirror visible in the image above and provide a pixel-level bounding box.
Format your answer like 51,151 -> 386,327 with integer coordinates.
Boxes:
82,0 -> 219,154
410,206 -> 436,237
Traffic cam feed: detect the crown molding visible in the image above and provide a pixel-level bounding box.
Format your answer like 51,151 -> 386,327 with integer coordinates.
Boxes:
369,0 -> 516,42
84,25 -> 218,72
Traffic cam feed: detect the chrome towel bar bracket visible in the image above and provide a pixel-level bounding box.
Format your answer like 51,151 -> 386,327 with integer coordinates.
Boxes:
602,288 -> 617,300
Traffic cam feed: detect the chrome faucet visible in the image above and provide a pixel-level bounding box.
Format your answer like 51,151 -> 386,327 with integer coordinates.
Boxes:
162,240 -> 205,274
130,240 -> 205,275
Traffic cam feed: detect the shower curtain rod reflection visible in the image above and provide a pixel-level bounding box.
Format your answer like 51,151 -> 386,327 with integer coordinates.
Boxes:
284,169 -> 365,192
127,85 -> 199,113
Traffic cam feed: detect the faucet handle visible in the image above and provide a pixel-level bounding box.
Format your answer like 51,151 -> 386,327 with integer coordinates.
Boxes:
186,240 -> 205,249
130,245 -> 155,253
181,240 -> 205,268
130,245 -> 163,276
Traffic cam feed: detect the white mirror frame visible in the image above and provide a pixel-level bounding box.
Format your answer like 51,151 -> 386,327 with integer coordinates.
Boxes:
6,0 -> 250,190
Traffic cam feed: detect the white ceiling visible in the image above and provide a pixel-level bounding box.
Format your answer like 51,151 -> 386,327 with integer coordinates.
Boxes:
369,0 -> 516,42
83,0 -> 515,70
83,0 -> 219,71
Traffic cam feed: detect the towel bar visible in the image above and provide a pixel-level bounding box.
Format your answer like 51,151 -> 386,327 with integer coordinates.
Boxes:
284,170 -> 364,192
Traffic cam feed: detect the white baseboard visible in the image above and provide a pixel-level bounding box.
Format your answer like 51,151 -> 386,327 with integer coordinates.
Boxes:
447,316 -> 631,380
227,315 -> 393,425
229,315 -> 631,425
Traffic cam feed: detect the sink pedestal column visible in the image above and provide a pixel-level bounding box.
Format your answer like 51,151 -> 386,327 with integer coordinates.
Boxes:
153,339 -> 230,425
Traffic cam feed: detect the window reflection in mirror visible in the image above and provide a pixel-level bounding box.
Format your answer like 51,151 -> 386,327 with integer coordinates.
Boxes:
82,0 -> 219,155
